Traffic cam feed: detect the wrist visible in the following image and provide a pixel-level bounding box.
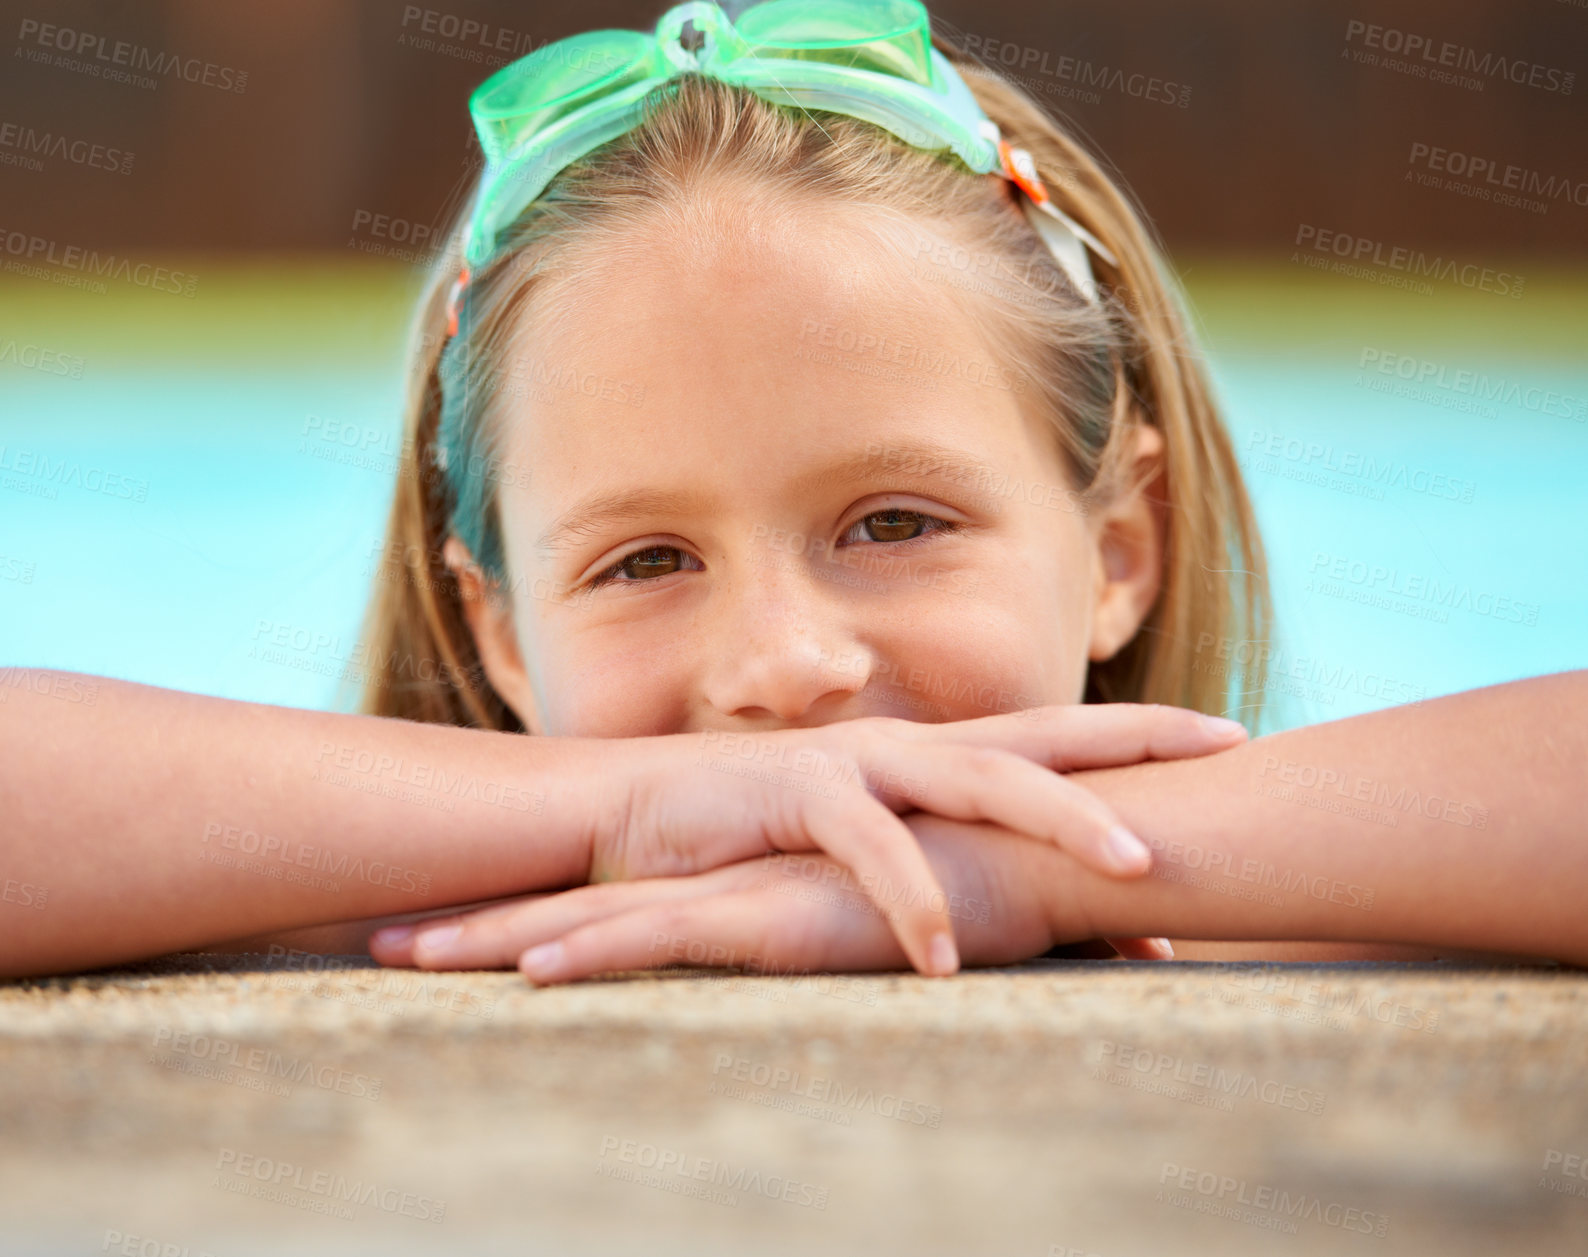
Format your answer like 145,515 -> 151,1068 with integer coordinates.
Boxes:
1051,761 -> 1156,942
526,733 -> 635,883
903,811 -> 1097,955
1035,842 -> 1101,947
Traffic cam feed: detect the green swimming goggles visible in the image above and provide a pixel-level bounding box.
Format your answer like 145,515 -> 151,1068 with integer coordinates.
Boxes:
446,0 -> 1116,335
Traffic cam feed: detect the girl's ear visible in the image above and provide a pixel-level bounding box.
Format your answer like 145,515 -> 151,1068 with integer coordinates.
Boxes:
1086,423 -> 1169,664
441,536 -> 544,735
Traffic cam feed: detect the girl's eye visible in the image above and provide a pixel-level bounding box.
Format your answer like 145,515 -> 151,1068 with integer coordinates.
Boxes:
586,509 -> 959,591
841,508 -> 960,547
589,545 -> 702,589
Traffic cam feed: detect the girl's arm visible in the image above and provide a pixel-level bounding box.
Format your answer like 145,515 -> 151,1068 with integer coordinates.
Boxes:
0,670 -> 598,977
1052,668 -> 1588,963
0,669 -> 1244,977
368,669 -> 1588,976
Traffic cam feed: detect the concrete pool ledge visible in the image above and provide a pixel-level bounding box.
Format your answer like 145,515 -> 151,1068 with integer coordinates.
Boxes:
3,956 -> 1585,1256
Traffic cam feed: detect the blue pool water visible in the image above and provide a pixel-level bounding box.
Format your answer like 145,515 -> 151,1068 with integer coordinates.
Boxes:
2,269 -> 1584,732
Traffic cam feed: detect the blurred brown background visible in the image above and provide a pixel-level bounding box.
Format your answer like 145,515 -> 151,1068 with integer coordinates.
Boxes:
1,0 -> 1583,256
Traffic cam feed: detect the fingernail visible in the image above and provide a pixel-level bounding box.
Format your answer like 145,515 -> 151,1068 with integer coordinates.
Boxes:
928,933 -> 959,976
1105,826 -> 1152,874
1153,938 -> 1176,960
371,924 -> 413,948
1199,713 -> 1247,738
413,923 -> 462,961
520,940 -> 565,983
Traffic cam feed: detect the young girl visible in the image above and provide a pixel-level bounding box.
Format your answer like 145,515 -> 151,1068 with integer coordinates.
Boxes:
3,0 -> 1582,982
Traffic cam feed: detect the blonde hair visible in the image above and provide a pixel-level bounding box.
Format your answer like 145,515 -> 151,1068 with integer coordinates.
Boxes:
354,32 -> 1272,731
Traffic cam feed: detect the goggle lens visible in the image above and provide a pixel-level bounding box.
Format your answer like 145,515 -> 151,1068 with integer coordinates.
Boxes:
731,0 -> 933,86
471,30 -> 660,165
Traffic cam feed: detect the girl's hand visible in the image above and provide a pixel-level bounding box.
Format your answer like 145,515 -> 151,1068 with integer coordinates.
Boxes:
371,815 -> 1085,981
386,705 -> 1238,975
574,704 -> 1234,972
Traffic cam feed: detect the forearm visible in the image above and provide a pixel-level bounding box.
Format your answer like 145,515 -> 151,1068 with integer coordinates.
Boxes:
0,671 -> 601,976
203,895 -> 533,958
1055,671 -> 1588,964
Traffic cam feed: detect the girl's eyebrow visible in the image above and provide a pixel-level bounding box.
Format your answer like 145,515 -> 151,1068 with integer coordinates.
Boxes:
537,488 -> 701,555
536,440 -> 1004,556
808,440 -> 1002,496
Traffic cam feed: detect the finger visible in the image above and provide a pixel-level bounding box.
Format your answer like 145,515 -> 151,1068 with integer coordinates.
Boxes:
892,702 -> 1248,770
517,889 -> 909,986
855,740 -> 1154,879
782,791 -> 961,977
1105,936 -> 1176,961
387,874 -> 742,970
365,896 -> 546,966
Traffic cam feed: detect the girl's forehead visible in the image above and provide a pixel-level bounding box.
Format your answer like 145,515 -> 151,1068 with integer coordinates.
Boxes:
523,197 -> 994,357
508,208 -> 1016,432
507,313 -> 1025,479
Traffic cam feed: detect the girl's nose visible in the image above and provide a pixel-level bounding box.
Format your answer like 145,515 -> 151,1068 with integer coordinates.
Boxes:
699,561 -> 874,723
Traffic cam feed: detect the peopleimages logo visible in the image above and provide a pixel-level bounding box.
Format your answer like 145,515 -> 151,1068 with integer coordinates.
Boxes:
212,1148 -> 446,1222
1541,1149 -> 1588,1199
1244,428 -> 1478,504
398,5 -> 538,58
0,121 -> 133,174
0,227 -> 198,297
710,1053 -> 943,1127
1294,224 -> 1524,298
796,318 -> 1027,395
1407,142 -> 1588,213
0,339 -> 85,378
597,1136 -> 829,1210
1209,967 -> 1441,1033
1257,755 -> 1488,830
1344,20 -> 1575,95
1307,551 -> 1541,627
0,444 -> 148,500
150,1028 -> 384,1101
15,19 -> 249,93
1358,348 -> 1585,423
951,29 -> 1193,107
1192,631 -> 1430,708
1159,1162 -> 1390,1236
102,1231 -> 214,1257
1095,1040 -> 1327,1115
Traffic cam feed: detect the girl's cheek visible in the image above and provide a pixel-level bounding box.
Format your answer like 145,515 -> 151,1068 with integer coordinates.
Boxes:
534,650 -> 680,739
907,631 -> 1073,723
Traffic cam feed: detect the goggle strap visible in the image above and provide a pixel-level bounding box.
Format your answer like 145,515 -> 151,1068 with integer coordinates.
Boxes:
445,264 -> 471,339
986,121 -> 1116,304
1020,195 -> 1100,305
1029,195 -> 1118,269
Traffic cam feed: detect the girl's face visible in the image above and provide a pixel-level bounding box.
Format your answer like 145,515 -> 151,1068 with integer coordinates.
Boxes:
448,207 -> 1165,737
